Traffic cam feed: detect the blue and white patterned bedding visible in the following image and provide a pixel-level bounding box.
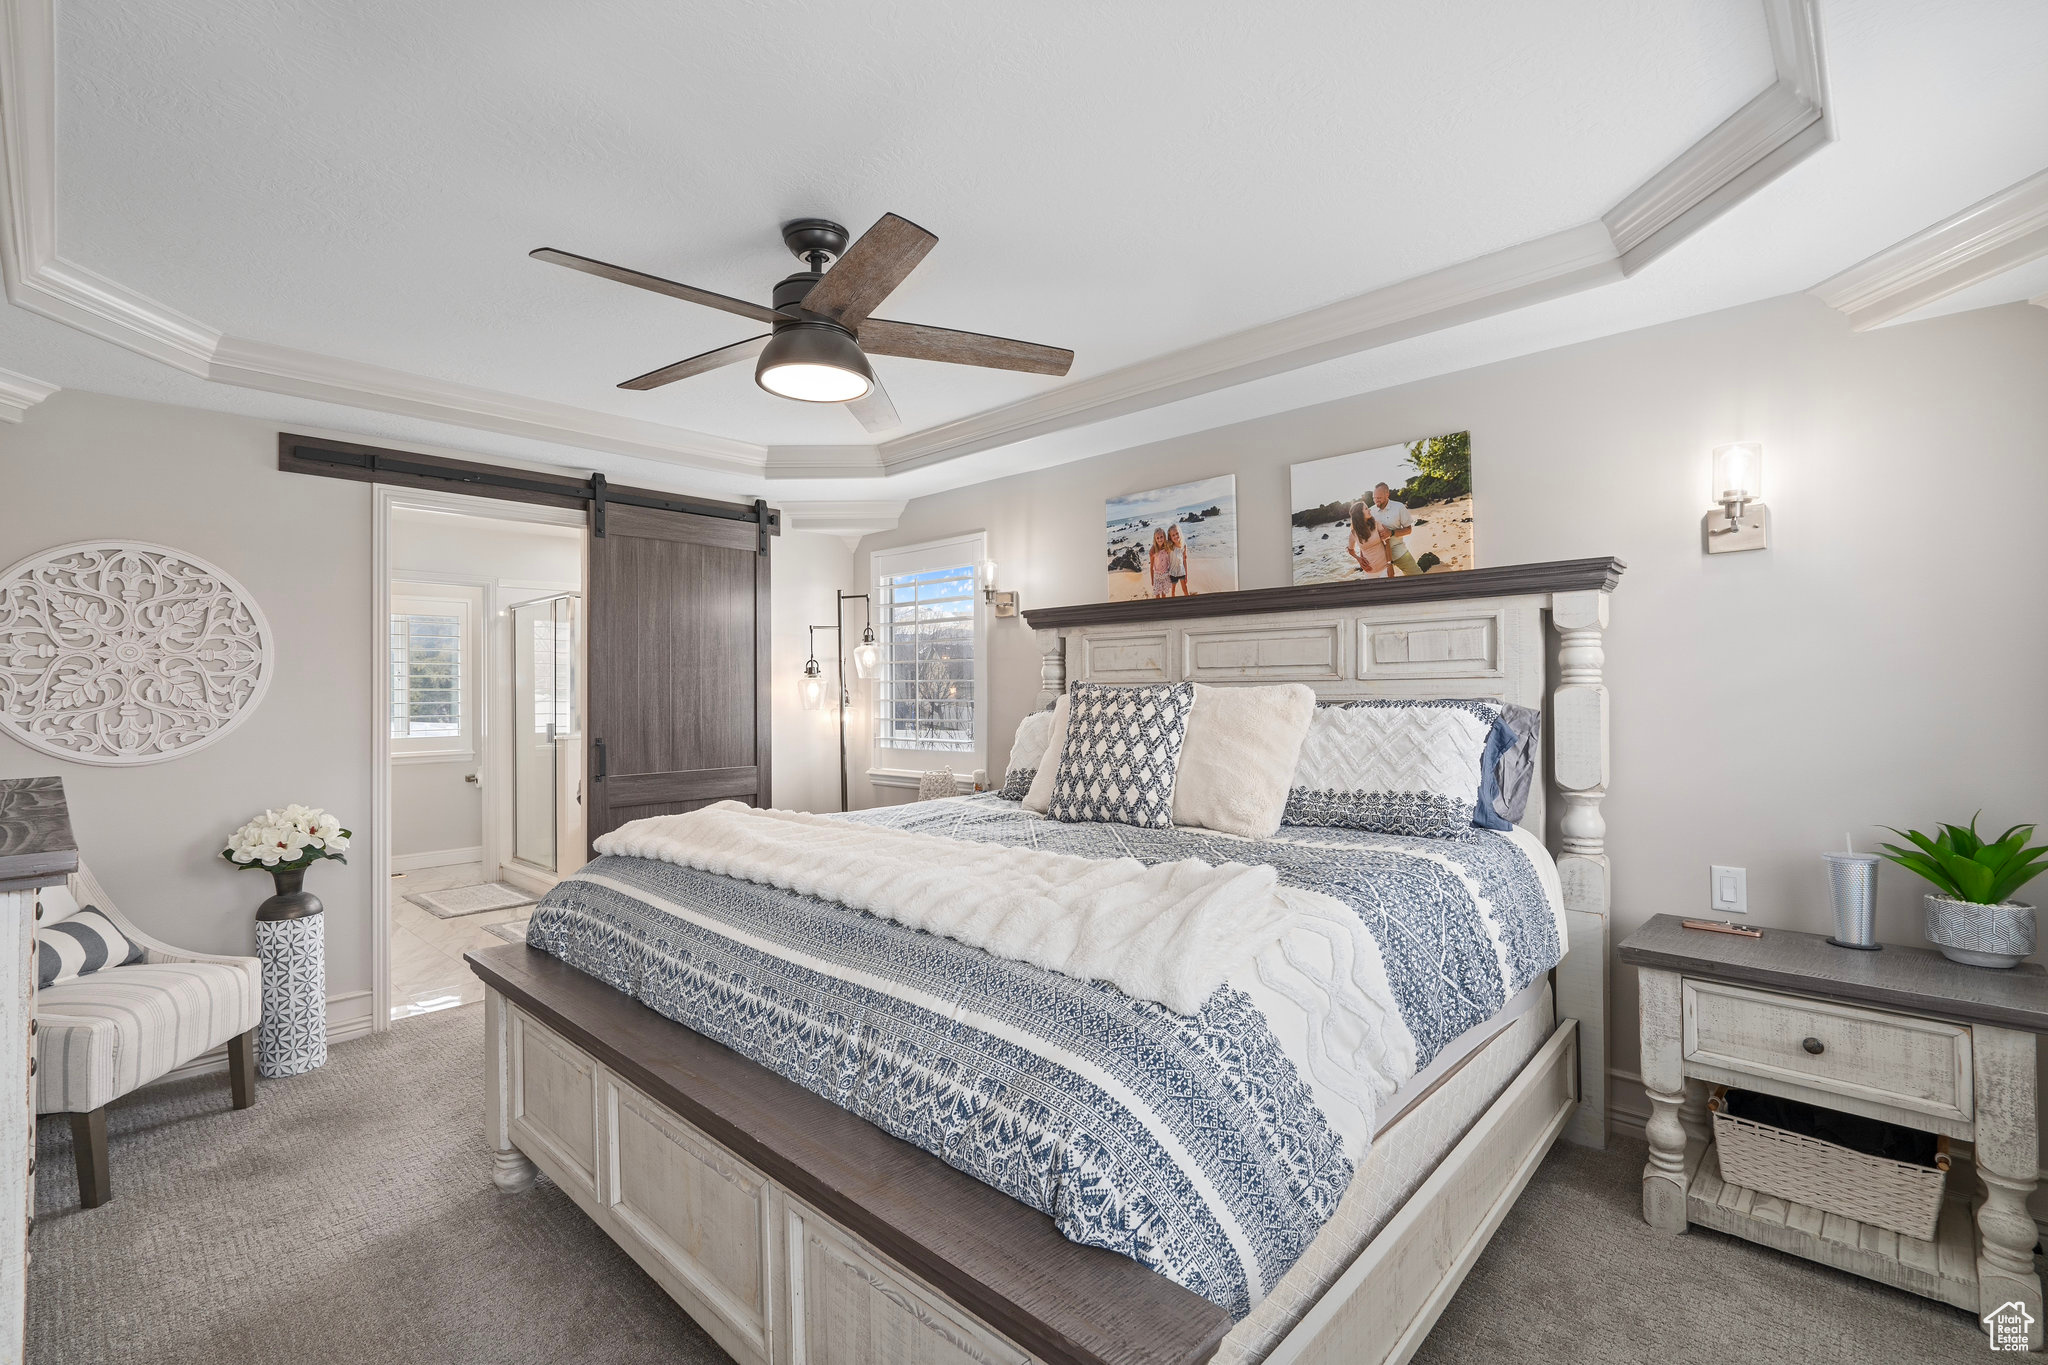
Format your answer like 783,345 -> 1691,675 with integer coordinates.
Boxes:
524,793 -> 1564,1317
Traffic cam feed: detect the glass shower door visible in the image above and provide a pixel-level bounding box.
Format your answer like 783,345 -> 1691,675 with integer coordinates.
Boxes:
512,595 -> 577,873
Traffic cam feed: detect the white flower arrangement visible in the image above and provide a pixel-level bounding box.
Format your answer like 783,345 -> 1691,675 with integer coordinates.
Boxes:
222,804 -> 352,872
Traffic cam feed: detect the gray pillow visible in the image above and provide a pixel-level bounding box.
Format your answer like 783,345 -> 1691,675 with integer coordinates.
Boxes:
1489,703 -> 1543,824
1046,681 -> 1196,828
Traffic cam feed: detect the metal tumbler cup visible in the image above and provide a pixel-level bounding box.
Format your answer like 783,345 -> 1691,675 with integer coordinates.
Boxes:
1823,852 -> 1881,950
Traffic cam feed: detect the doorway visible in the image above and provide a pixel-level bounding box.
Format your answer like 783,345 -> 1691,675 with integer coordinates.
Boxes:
376,490 -> 586,1022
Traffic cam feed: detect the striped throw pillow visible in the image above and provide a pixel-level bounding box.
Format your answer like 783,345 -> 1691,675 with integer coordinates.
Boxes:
37,908 -> 145,989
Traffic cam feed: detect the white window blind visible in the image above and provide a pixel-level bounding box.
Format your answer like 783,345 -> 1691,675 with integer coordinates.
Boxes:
874,563 -> 976,752
390,609 -> 464,741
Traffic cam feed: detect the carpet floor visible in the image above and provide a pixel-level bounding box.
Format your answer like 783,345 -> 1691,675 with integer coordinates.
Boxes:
29,1004 -> 1991,1364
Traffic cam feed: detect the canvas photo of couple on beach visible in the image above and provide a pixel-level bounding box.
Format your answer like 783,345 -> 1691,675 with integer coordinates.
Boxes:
1289,431 -> 1473,585
1104,474 -> 1239,601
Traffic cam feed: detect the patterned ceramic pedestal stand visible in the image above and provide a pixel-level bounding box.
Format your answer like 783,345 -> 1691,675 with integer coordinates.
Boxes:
254,869 -> 327,1078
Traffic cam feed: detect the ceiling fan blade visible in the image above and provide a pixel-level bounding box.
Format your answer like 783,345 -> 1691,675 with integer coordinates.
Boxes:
846,373 -> 901,434
618,334 -> 771,390
532,247 -> 786,325
797,213 -> 937,330
857,317 -> 1073,377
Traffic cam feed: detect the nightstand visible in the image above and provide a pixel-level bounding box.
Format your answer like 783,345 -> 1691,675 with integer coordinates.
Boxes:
1620,915 -> 2046,1351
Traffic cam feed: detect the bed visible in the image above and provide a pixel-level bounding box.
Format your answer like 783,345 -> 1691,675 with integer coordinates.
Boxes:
467,556 -> 1621,1365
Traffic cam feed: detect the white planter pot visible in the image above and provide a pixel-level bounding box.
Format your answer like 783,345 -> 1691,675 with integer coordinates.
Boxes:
1922,893 -> 2035,969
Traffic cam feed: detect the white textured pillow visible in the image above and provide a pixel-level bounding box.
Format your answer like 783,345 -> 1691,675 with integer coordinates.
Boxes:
1171,683 -> 1317,839
1020,693 -> 1071,813
1287,699 -> 1498,836
997,708 -> 1057,800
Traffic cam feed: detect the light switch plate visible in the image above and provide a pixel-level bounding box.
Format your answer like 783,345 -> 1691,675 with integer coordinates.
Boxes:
1710,865 -> 1748,913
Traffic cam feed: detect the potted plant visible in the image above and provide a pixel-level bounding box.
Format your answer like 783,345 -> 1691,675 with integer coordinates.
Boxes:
1878,816 -> 2046,968
222,804 -> 352,921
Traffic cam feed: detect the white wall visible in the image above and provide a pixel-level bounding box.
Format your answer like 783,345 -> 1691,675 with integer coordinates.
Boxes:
0,388 -> 846,1032
769,530 -> 856,813
858,294 -> 2048,1168
0,392 -> 377,1028
386,509 -> 582,863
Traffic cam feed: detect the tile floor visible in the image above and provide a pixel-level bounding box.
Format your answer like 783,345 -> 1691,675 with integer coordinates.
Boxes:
388,862 -> 555,1022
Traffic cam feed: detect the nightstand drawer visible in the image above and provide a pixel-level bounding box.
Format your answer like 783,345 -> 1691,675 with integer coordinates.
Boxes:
1681,980 -> 1972,1127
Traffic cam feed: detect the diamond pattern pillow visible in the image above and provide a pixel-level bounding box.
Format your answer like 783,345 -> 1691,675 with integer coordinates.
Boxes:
1046,681 -> 1196,828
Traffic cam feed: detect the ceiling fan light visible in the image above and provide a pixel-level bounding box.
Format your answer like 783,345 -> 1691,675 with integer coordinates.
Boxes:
756,323 -> 874,403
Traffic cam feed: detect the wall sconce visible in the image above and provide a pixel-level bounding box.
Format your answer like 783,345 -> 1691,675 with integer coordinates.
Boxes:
980,560 -> 1019,617
1703,442 -> 1768,554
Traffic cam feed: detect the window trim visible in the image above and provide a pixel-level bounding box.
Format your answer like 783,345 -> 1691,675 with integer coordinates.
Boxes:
390,590 -> 476,762
868,531 -> 988,774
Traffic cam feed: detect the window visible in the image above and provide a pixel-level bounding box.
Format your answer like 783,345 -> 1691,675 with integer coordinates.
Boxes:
875,564 -> 976,751
870,532 -> 987,770
390,592 -> 472,757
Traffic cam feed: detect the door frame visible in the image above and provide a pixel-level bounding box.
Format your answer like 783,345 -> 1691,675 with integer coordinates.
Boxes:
371,484 -> 586,1031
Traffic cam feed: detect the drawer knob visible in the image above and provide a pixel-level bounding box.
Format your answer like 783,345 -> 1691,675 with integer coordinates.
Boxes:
1801,1036 -> 1825,1055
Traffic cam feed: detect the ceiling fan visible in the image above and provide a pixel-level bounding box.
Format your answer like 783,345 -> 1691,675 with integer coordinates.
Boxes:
531,214 -> 1075,434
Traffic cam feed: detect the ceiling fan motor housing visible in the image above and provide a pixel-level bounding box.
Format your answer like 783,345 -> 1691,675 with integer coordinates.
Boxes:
772,271 -> 826,318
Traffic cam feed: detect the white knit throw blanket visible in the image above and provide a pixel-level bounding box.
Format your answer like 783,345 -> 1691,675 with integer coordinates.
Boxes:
593,802 -> 1415,1117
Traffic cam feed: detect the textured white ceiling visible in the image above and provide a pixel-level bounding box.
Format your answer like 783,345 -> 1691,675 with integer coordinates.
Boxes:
9,1 -> 2048,505
56,0 -> 1772,445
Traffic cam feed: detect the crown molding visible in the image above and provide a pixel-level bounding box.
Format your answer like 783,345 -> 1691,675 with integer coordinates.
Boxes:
1605,0 -> 1828,273
871,221 -> 1626,476
3,0 -> 1832,488
866,0 -> 1831,478
778,500 -> 907,548
1809,167 -> 2048,331
0,361 -> 52,419
209,336 -> 765,472
762,443 -> 888,480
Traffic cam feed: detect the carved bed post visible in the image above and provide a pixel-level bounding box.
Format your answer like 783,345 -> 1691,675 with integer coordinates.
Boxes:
1035,628 -> 1067,711
1550,587 -> 1611,1149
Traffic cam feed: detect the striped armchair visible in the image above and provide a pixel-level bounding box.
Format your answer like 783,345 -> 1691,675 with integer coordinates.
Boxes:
35,864 -> 262,1208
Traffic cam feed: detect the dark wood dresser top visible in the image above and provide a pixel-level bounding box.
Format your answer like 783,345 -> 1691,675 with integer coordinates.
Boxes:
1619,913 -> 2048,1032
0,776 -> 77,893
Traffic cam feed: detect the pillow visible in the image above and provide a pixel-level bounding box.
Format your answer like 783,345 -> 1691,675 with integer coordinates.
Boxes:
1474,703 -> 1543,830
34,880 -> 81,925
1046,681 -> 1196,828
37,907 -> 145,989
1020,694 -> 1071,813
997,707 -> 1057,800
1170,683 -> 1317,839
1285,698 -> 1499,836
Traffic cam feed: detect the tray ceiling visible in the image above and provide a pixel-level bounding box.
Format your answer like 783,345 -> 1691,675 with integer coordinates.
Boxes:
4,0 -> 2047,501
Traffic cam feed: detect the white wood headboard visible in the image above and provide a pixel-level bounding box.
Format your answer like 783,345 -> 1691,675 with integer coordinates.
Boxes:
1022,557 -> 1623,1148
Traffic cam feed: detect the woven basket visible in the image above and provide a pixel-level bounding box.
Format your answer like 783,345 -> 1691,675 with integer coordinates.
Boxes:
1709,1088 -> 1948,1241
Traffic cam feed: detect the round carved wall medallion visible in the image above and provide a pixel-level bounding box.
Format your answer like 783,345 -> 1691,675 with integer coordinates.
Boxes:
0,541 -> 273,766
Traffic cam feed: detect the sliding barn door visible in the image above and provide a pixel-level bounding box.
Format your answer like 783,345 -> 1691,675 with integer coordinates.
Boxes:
586,504 -> 770,855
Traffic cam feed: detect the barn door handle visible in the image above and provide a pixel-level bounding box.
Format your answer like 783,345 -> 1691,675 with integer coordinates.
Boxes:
592,738 -> 606,782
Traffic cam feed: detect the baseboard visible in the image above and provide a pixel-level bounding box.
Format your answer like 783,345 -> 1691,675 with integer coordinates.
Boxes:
390,846 -> 483,873
142,990 -> 378,1091
1604,1065 -> 2048,1245
325,989 -> 376,1043
497,862 -> 556,898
